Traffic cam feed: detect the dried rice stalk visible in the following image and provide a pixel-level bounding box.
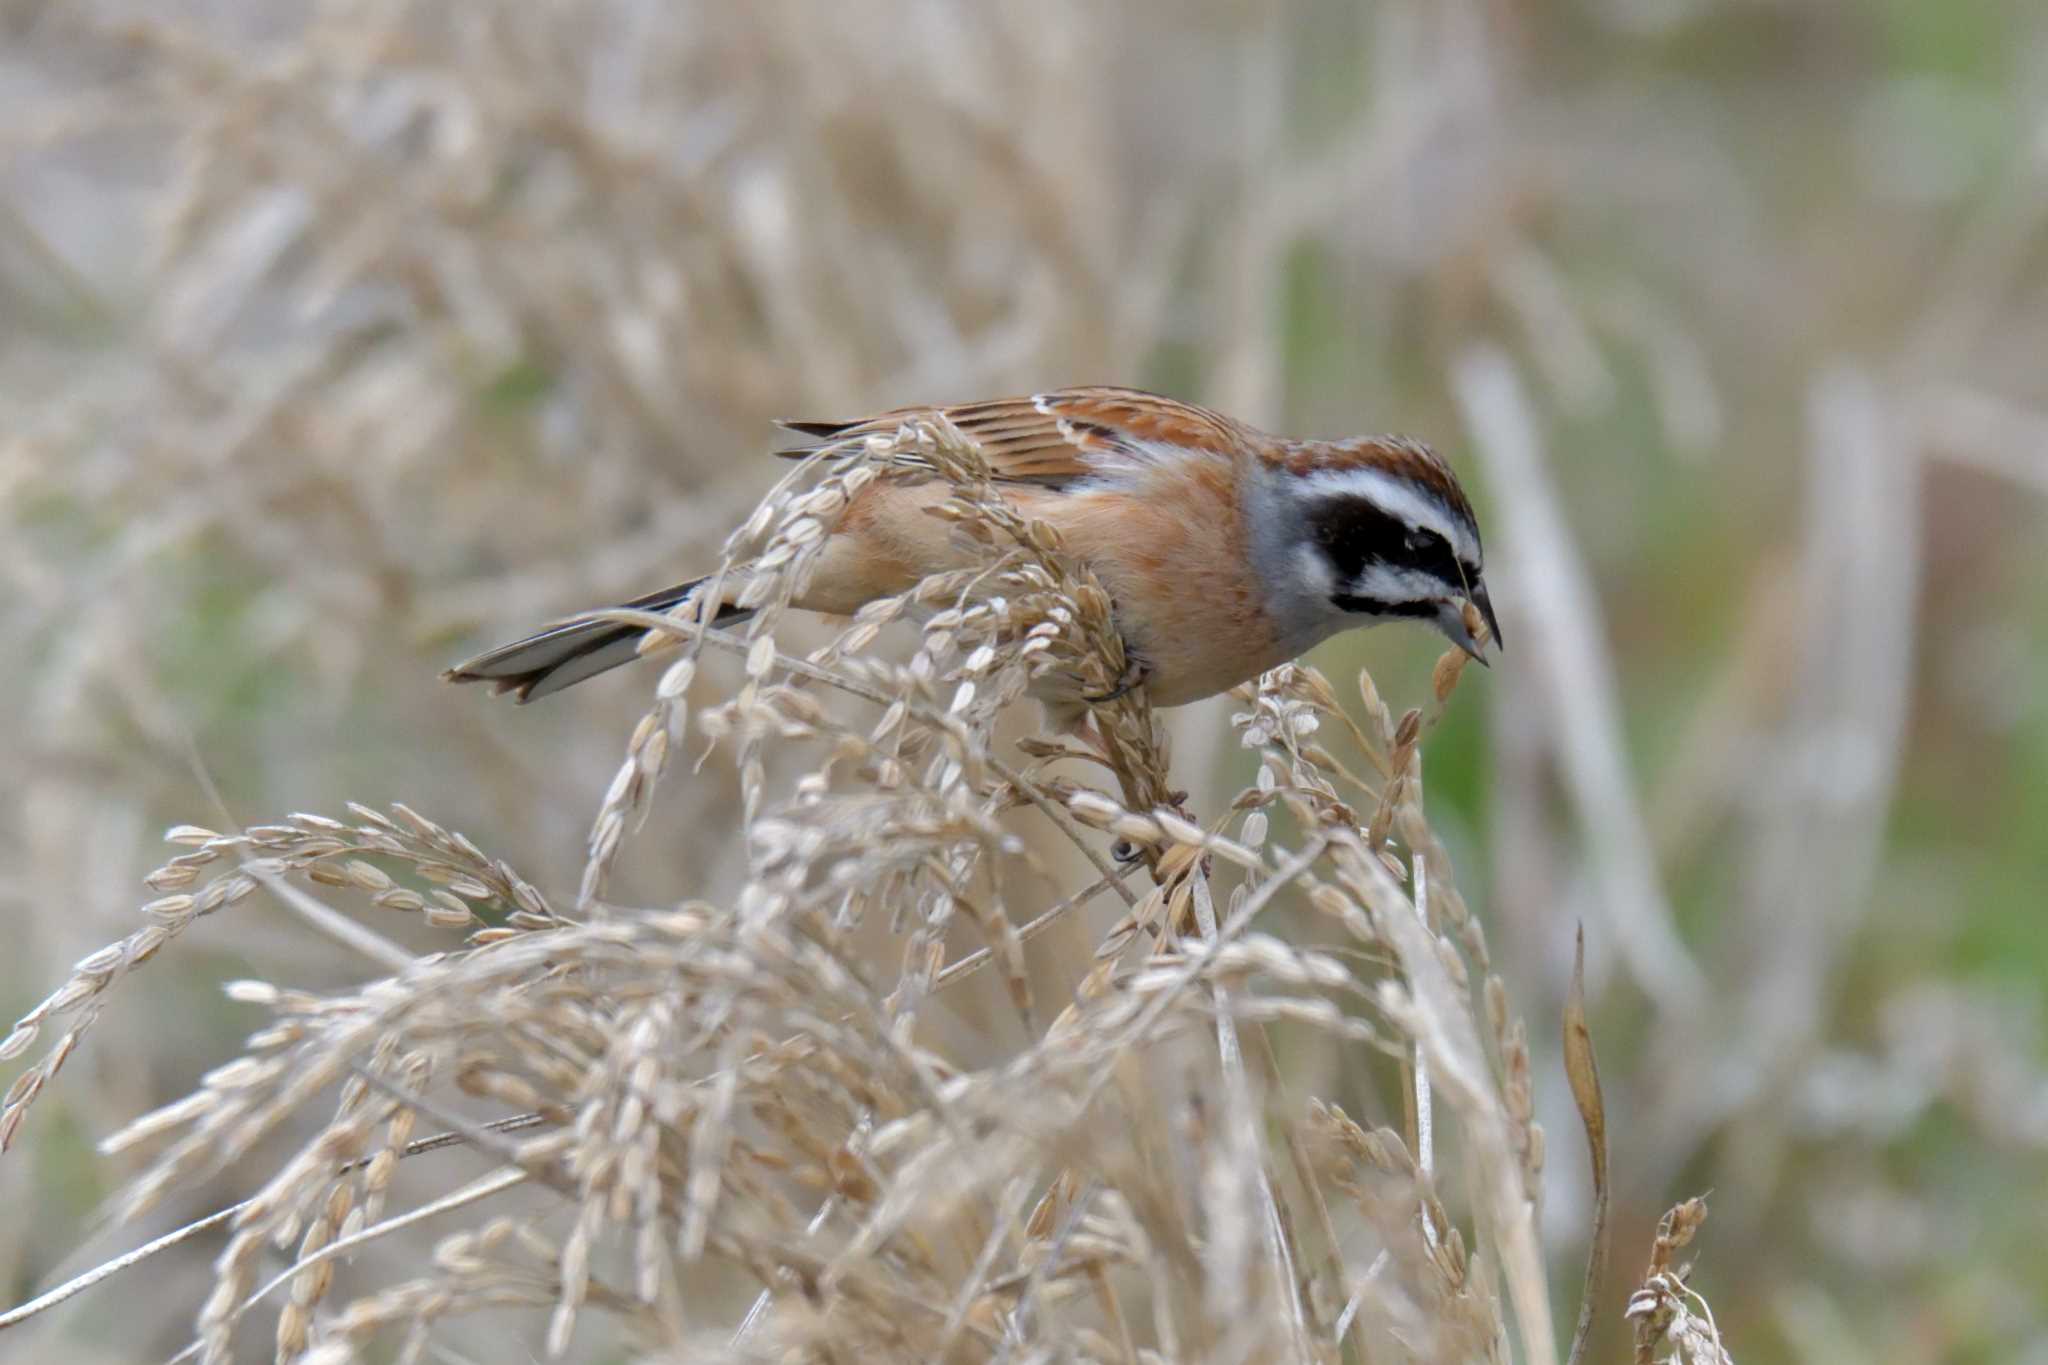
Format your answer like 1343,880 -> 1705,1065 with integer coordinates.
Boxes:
5,421 -> 1597,1364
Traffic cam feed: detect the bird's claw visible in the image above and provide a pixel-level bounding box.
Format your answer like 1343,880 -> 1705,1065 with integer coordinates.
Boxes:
1084,655 -> 1150,705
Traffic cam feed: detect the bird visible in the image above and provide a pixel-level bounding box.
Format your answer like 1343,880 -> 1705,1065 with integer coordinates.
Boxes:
444,387 -> 1500,715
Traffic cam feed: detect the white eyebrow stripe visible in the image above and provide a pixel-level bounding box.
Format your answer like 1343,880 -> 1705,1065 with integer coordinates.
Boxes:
1299,466 -> 1478,565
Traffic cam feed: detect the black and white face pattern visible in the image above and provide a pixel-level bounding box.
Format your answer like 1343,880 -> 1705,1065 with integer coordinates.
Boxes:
1299,468 -> 1483,621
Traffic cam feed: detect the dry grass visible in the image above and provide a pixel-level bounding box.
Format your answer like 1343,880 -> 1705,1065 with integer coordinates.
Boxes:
7,0 -> 2048,1361
4,420 -> 1684,1362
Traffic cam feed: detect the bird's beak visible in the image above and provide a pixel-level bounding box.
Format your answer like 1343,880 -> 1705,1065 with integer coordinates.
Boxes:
1471,581 -> 1504,654
1435,602 -> 1488,666
1435,584 -> 1504,666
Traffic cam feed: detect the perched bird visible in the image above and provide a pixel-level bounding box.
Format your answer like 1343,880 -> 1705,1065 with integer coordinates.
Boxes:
445,387 -> 1500,712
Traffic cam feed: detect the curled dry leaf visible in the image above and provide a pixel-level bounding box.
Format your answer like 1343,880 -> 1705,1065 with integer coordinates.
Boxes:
1565,925 -> 1610,1365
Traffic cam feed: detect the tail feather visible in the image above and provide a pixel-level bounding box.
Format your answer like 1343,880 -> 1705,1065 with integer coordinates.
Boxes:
775,417 -> 857,439
443,578 -> 752,702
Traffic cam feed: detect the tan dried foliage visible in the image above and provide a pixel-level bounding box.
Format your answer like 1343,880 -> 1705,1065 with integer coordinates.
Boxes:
6,422 -> 1594,1362
1628,1197 -> 1733,1365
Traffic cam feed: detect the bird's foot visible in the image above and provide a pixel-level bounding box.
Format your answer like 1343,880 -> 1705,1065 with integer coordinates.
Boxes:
1083,654 -> 1151,705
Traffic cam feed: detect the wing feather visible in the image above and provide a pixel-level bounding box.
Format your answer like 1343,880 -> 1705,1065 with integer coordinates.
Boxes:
774,386 -> 1249,488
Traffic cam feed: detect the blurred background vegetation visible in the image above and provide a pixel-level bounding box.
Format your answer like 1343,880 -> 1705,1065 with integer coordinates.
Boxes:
2,0 -> 2045,1360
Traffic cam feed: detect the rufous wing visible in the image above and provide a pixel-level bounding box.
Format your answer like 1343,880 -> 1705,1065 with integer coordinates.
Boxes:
775,386 -> 1250,489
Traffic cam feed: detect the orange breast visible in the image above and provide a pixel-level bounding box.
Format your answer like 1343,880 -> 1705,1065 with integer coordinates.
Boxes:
797,461 -> 1293,708
1013,461 -> 1288,706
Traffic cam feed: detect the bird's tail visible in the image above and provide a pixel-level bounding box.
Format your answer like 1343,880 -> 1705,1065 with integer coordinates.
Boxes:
442,578 -> 752,702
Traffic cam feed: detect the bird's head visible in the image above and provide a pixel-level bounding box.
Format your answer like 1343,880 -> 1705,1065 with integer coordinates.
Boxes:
1252,436 -> 1501,662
